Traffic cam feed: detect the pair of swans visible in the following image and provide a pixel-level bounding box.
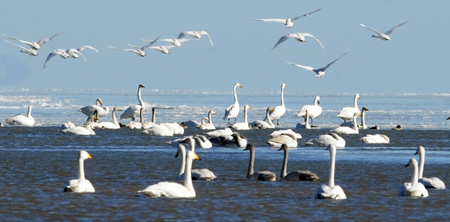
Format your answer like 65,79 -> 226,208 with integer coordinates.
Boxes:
224,83 -> 242,124
61,112 -> 98,136
315,145 -> 347,199
331,112 -> 361,134
141,108 -> 185,136
80,98 -> 109,117
43,45 -> 99,69
94,107 -> 122,130
268,83 -> 287,125
64,150 -> 95,193
198,110 -> 216,130
398,158 -> 429,197
230,105 -> 251,130
252,7 -> 323,29
177,137 -> 216,181
340,107 -> 369,130
139,144 -> 200,198
4,33 -> 60,56
296,96 -> 322,127
5,105 -> 35,127
251,107 -> 275,129
414,146 -> 446,189
360,21 -> 408,41
121,84 -> 145,121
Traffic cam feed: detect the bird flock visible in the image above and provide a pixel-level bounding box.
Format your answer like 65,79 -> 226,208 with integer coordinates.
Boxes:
1,6 -> 444,200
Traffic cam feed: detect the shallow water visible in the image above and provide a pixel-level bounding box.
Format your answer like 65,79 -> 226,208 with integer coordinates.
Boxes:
0,126 -> 449,221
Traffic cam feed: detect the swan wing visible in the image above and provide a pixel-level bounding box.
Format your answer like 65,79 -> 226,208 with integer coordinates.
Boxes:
5,40 -> 30,51
61,126 -> 93,136
303,33 -> 325,48
120,105 -> 141,119
252,18 -> 286,24
323,50 -> 349,70
223,104 -> 240,120
272,35 -> 291,50
385,21 -> 409,35
293,6 -> 324,20
36,33 -> 60,46
79,45 -> 99,53
285,61 -> 315,72
419,177 -> 446,189
360,23 -> 383,36
108,45 -> 135,52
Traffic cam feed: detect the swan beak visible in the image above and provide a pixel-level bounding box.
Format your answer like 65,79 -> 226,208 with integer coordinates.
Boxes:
175,152 -> 180,158
405,163 -> 410,167
237,83 -> 242,87
87,153 -> 92,159
194,152 -> 200,160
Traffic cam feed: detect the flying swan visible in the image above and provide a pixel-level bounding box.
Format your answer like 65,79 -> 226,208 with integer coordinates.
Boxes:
360,21 -> 409,41
286,50 -> 349,78
272,33 -> 324,50
251,7 -> 324,29
3,33 -> 60,50
108,37 -> 159,57
177,31 -> 214,47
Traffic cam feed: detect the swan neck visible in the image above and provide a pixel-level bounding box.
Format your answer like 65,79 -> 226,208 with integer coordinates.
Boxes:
247,147 -> 255,178
233,85 -> 239,104
418,150 -> 425,179
208,112 -> 213,124
178,146 -> 186,177
140,109 -> 144,124
329,148 -> 336,188
281,148 -> 288,179
352,115 -> 359,131
151,108 -> 156,124
137,86 -> 145,108
27,106 -> 32,117
266,110 -> 274,127
280,86 -> 285,106
361,110 -> 366,129
184,153 -> 195,194
353,95 -> 359,109
411,160 -> 419,186
78,158 -> 86,180
305,112 -> 311,129
112,109 -> 118,125
244,106 -> 248,124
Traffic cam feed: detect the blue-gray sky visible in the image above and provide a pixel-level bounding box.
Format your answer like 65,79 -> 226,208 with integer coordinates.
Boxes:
0,1 -> 448,93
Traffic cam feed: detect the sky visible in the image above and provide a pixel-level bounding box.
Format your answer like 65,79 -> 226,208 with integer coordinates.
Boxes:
0,0 -> 449,93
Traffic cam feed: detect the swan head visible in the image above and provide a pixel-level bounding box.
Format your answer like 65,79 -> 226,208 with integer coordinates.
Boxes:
80,150 -> 92,160
405,158 -> 417,168
139,84 -> 145,88
414,145 -> 425,155
245,105 -> 251,110
187,150 -> 200,161
208,110 -> 216,115
355,93 -> 360,99
96,98 -> 103,106
244,143 -> 254,151
315,96 -> 321,105
362,107 -> 369,112
282,83 -> 287,88
235,83 -> 242,88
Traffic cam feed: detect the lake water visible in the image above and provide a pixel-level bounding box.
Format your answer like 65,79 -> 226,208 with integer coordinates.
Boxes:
0,88 -> 449,221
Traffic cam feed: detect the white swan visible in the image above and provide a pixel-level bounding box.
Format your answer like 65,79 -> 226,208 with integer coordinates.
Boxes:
279,144 -> 319,181
315,144 -> 347,199
161,122 -> 185,135
332,113 -> 361,134
141,37 -> 192,47
205,127 -> 233,138
194,135 -> 213,149
223,83 -> 242,124
5,105 -> 35,127
269,83 -> 287,125
296,96 -> 322,126
296,109 -> 312,129
61,114 -> 97,136
5,40 -> 38,56
178,137 -> 216,181
266,133 -> 298,148
42,49 -> 69,68
60,121 -> 75,130
272,33 -> 324,50
231,105 -> 251,130
232,132 -> 248,148
337,93 -> 361,122
120,84 -> 145,121
94,107 -> 122,129
310,132 -> 346,149
79,98 -> 109,117
177,31 -> 214,47
139,146 -> 199,198
64,150 -> 95,193
198,110 -> 216,130
245,144 -> 277,181
340,107 -> 369,129
360,134 -> 389,144
108,37 -> 159,57
43,45 -> 98,69
286,50 -> 349,78
251,107 -> 275,129
251,7 -> 324,28
3,33 -> 60,50
415,146 -> 446,189
141,109 -> 175,136
148,45 -> 177,54
398,158 -> 429,197
360,21 -> 408,41
269,129 -> 302,139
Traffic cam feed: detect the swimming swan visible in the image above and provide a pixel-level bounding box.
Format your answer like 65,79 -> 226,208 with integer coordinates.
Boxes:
80,98 -> 109,117
360,21 -> 408,41
286,50 -> 349,78
64,150 -> 95,193
279,144 -> 319,181
199,110 -> 216,130
332,113 -> 361,134
398,158 -> 429,197
94,107 -> 122,129
61,114 -> 98,136
5,105 -> 35,127
194,135 -> 213,149
310,132 -> 346,148
315,144 -> 347,199
121,84 -> 145,121
360,134 -> 389,144
272,32 -> 324,50
231,105 -> 251,130
139,147 -> 199,198
266,133 -> 298,148
251,7 -> 324,28
337,93 -> 361,122
178,138 -> 216,181
269,83 -> 287,125
415,146 -> 446,189
245,144 -> 277,181
223,83 -> 242,124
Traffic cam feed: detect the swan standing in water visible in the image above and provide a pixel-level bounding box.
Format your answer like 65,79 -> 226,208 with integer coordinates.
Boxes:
360,21 -> 408,41
415,146 -> 446,189
121,84 -> 145,121
296,96 -> 322,126
315,145 -> 347,199
178,138 -> 216,181
139,147 -> 199,198
198,110 -> 216,130
94,107 -> 122,130
64,150 -> 95,193
308,132 -> 346,148
269,83 -> 287,125
398,158 -> 429,197
5,105 -> 35,127
177,31 -> 214,47
286,50 -> 349,78
337,93 -> 361,122
79,98 -> 109,117
223,83 -> 242,124
252,107 -> 275,129
272,32 -> 324,50
251,7 -> 324,28
231,105 -> 251,130
4,33 -> 60,50
279,144 -> 319,181
332,113 -> 361,134
360,134 -> 389,144
245,144 -> 277,181
5,40 -> 38,56
108,37 -> 159,57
